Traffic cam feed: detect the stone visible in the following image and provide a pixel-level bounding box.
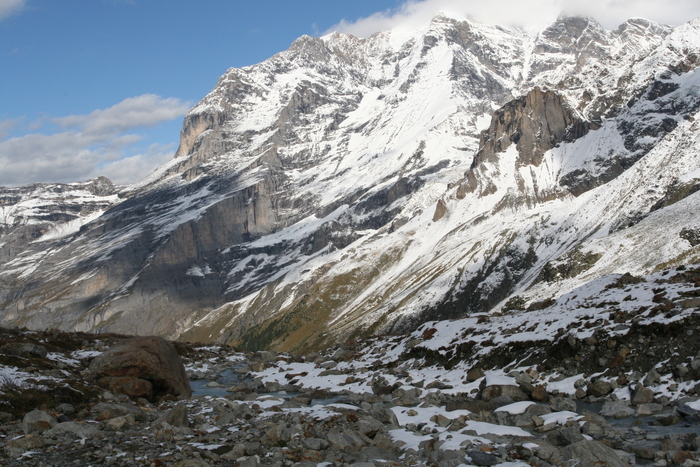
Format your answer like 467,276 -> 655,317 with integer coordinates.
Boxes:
587,379 -> 612,397
551,397 -> 577,412
104,415 -> 135,431
301,438 -> 329,451
467,450 -> 499,466
673,451 -> 696,465
0,342 -> 48,359
631,384 -> 655,405
466,368 -> 485,382
172,460 -> 212,467
328,432 -> 359,453
599,400 -> 635,419
22,409 -> 57,434
531,384 -> 548,401
155,402 -> 189,427
357,418 -> 386,438
644,369 -> 661,387
562,440 -> 631,467
92,402 -> 146,421
480,385 -> 528,402
88,336 -> 192,400
97,376 -> 153,400
4,435 -> 46,458
356,446 -> 399,462
45,421 -> 100,439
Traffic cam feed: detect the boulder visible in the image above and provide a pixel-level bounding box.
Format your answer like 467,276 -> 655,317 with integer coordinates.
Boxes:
631,384 -> 655,405
480,385 -> 528,402
587,379 -> 612,397
22,409 -> 57,434
88,336 -> 191,400
599,400 -> 635,419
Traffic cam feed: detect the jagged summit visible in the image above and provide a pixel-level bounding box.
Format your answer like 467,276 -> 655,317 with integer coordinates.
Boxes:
1,14 -> 700,352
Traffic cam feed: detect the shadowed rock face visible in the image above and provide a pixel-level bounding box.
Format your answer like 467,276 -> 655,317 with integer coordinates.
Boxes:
473,87 -> 598,169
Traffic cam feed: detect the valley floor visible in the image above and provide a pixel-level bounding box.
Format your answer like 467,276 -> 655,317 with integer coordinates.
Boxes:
2,265 -> 700,466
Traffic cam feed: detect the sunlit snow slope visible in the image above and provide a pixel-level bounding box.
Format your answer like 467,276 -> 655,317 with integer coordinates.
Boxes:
1,14 -> 700,352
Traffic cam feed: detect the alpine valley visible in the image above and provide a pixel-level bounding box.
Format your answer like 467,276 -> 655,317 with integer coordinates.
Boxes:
3,12 -> 700,354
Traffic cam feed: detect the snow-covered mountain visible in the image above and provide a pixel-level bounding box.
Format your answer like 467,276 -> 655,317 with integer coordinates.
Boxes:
2,13 -> 700,352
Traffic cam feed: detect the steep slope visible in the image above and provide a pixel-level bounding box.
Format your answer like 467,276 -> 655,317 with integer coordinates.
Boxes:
1,14 -> 699,353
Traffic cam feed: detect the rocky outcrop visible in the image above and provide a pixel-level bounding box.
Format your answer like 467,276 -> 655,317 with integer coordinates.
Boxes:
472,87 -> 597,169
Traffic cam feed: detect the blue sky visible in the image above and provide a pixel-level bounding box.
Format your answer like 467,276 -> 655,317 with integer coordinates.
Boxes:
2,0 -> 699,187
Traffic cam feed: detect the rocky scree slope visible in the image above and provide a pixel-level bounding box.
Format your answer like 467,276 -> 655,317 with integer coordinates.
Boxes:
2,265 -> 700,466
2,14 -> 700,352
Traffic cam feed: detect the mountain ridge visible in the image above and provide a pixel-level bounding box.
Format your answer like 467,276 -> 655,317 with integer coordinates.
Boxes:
1,13 -> 700,352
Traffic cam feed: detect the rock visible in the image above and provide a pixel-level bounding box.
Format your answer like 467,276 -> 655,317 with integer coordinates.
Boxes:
466,368 -> 485,382
55,403 -> 75,415
531,384 -> 548,401
0,342 -> 48,359
480,385 -> 528,402
599,400 -> 635,419
357,417 -> 386,438
661,439 -> 683,452
327,432 -> 356,452
644,369 -> 661,386
673,451 -> 696,465
301,438 -> 329,451
155,402 -> 189,427
104,414 -> 136,431
4,435 -> 46,458
88,335 -> 192,400
631,384 -> 655,405
551,397 -> 577,412
467,450 -> 499,466
562,440 -> 631,467
92,402 -> 146,421
97,376 -> 154,400
22,409 -> 57,434
172,460 -> 212,467
45,421 -> 100,438
587,379 -> 612,397
356,446 -> 399,462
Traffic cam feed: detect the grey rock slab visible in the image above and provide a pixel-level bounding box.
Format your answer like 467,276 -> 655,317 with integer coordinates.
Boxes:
562,440 -> 631,467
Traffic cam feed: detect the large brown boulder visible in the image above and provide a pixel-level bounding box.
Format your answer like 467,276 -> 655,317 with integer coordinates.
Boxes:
88,336 -> 191,401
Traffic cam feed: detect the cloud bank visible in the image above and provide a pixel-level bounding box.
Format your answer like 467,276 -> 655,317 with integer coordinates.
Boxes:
0,0 -> 26,20
0,95 -> 190,187
328,0 -> 700,37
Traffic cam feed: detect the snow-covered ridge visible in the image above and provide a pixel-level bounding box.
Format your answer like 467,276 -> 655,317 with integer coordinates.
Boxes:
1,14 -> 700,353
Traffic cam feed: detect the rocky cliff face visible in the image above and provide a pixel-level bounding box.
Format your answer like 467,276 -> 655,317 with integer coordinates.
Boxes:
2,14 -> 700,352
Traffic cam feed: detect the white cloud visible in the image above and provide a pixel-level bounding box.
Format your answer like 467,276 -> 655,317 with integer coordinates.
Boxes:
0,0 -> 26,20
53,94 -> 190,137
0,95 -> 190,187
95,144 -> 176,186
327,0 -> 700,37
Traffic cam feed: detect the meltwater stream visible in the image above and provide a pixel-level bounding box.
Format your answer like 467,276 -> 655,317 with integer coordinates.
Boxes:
189,367 -> 343,406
